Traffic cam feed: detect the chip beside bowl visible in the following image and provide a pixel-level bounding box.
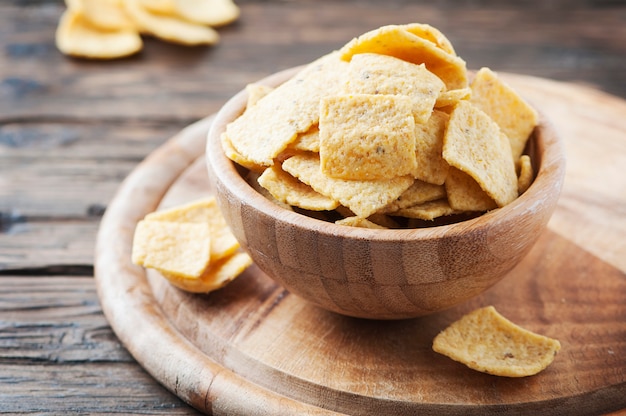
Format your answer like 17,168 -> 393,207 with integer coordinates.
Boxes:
206,71 -> 565,320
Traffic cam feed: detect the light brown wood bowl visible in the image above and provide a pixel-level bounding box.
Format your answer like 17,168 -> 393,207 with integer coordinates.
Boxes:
206,67 -> 566,320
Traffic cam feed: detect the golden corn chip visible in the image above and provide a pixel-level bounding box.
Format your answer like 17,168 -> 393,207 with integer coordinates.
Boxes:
344,53 -> 445,124
173,0 -> 240,27
226,52 -> 348,166
470,67 -> 539,160
336,216 -> 387,229
366,213 -> 400,229
339,25 -> 468,90
138,0 -> 176,14
162,252 -> 252,293
245,83 -> 274,109
443,101 -> 518,207
412,110 -> 450,185
517,154 -> 534,194
433,306 -> 561,377
319,94 -> 417,180
395,199 -> 460,221
445,167 -> 497,212
289,125 -> 320,153
124,0 -> 219,45
404,23 -> 456,55
380,179 -> 446,214
257,164 -> 340,211
79,0 -> 135,31
435,87 -> 471,108
55,9 -> 142,59
282,153 -> 414,218
221,133 -> 265,173
246,171 -> 294,212
132,220 -> 211,279
144,197 -> 239,262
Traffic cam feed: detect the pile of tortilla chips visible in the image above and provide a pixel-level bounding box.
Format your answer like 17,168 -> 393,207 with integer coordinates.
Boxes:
131,197 -> 252,293
222,24 -> 539,228
56,0 -> 239,59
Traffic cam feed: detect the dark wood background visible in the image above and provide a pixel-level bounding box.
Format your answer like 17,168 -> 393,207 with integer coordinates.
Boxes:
1,0 -> 625,414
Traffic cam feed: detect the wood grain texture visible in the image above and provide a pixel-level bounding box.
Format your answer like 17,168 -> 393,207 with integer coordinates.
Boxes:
95,77 -> 626,415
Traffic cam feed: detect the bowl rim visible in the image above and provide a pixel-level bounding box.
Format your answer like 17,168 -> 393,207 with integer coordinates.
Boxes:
207,66 -> 566,243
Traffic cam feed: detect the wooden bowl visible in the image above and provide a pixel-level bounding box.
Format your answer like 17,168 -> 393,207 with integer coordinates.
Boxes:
206,67 -> 566,320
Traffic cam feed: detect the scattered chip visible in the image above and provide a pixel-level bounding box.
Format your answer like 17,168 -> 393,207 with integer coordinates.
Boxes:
443,101 -> 518,207
282,153 -> 414,218
55,8 -> 142,59
131,197 -> 252,293
124,0 -> 219,45
58,0 -> 238,60
433,306 -> 561,377
319,94 -> 417,180
343,53 -> 445,124
226,52 -> 349,166
163,252 -> 252,293
257,164 -> 339,211
132,220 -> 211,279
339,24 -> 468,90
517,154 -> 534,194
173,0 -> 240,27
470,67 -> 539,160
79,0 -> 136,31
144,197 -> 239,262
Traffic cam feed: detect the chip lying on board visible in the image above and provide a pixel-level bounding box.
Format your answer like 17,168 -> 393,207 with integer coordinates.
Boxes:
432,306 -> 561,377
221,23 -> 539,229
131,197 -> 252,293
56,0 -> 239,59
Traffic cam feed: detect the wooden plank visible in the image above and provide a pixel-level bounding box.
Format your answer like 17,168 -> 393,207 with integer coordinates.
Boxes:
0,275 -> 197,414
0,121 -> 182,217
0,2 -> 624,122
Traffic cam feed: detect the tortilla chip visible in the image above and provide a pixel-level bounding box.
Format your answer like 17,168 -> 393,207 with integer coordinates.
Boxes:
445,167 -> 497,212
443,101 -> 518,207
412,110 -> 450,185
343,53 -> 445,124
245,83 -> 274,109
404,23 -> 456,55
144,197 -> 239,262
282,153 -> 414,218
132,220 -> 211,279
336,216 -> 387,229
517,154 -> 534,194
257,164 -> 340,211
433,306 -> 561,377
435,87 -> 471,108
470,67 -> 539,160
226,51 -> 348,166
339,24 -> 468,90
380,179 -> 446,213
395,199 -> 460,221
319,94 -> 417,180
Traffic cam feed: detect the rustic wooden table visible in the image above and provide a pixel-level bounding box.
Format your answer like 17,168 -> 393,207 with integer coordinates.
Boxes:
1,0 -> 625,414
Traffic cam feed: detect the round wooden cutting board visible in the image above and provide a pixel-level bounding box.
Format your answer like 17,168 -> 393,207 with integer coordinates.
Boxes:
95,74 -> 626,415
